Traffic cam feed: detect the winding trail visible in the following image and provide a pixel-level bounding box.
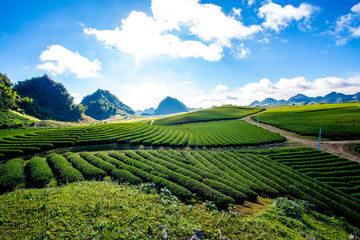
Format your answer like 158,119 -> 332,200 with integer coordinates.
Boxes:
243,115 -> 360,163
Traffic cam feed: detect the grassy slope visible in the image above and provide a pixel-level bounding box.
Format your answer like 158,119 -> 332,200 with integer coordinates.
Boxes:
154,105 -> 262,125
0,110 -> 38,128
0,181 -> 357,240
254,103 -> 360,139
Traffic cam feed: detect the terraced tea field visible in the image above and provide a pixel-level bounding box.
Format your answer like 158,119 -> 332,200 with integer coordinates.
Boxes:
268,150 -> 360,198
0,120 -> 285,160
154,105 -> 261,125
252,102 -> 360,139
1,148 -> 360,225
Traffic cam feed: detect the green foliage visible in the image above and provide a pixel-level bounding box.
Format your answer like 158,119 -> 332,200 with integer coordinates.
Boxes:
154,105 -> 262,125
0,181 -> 357,239
111,169 -> 142,184
81,89 -> 134,120
14,75 -> 83,121
254,102 -> 360,139
65,153 -> 106,180
79,152 -> 116,173
25,157 -> 53,188
268,150 -> 360,199
0,73 -> 18,112
0,110 -> 37,129
0,158 -> 25,192
47,153 -> 84,184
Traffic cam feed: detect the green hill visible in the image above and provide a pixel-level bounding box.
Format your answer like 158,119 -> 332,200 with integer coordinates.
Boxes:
253,102 -> 360,139
154,96 -> 188,116
154,105 -> 262,125
14,75 -> 83,121
0,181 -> 356,239
81,89 -> 134,120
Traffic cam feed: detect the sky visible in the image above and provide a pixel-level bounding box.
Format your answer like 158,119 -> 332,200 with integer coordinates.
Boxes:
1,0 -> 360,110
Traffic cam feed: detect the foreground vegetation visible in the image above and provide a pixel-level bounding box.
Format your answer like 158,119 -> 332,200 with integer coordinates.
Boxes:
154,105 -> 261,125
0,181 -> 358,239
0,119 -> 285,159
268,149 -> 360,199
253,102 -> 360,139
1,148 -> 360,226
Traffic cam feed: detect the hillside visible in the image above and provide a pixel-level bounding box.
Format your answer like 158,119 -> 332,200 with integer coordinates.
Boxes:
154,105 -> 262,125
253,102 -> 360,139
14,75 -> 83,121
0,181 -> 356,239
249,91 -> 360,107
81,89 -> 134,120
154,96 -> 188,116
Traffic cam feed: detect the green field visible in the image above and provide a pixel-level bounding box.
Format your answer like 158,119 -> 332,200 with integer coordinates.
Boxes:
0,110 -> 38,129
154,105 -> 262,125
1,181 -> 357,239
0,119 -> 285,160
1,104 -> 360,237
1,148 -> 360,225
253,102 -> 360,139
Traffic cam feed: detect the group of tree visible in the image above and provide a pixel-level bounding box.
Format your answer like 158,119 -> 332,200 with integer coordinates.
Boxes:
0,73 -> 84,122
0,73 -> 135,123
81,89 -> 134,120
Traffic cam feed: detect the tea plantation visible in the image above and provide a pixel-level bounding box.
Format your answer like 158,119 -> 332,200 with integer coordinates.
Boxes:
1,148 -> 360,226
153,105 -> 261,125
252,102 -> 360,139
0,119 -> 285,160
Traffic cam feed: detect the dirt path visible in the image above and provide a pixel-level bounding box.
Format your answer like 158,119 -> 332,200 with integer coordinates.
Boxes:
243,116 -> 360,163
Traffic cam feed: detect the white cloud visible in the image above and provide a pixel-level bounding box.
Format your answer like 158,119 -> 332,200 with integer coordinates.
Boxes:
215,84 -> 228,92
233,43 -> 250,59
351,3 -> 360,13
84,11 -> 223,61
152,0 -> 261,46
84,0 -> 264,61
37,45 -> 101,78
258,2 -> 318,32
248,0 -> 255,7
115,73 -> 360,109
332,3 -> 360,45
185,75 -> 360,108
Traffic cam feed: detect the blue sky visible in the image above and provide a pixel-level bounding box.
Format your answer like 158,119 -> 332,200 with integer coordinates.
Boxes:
1,0 -> 360,110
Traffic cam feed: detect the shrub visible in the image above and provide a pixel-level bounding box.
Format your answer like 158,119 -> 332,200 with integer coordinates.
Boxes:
0,158 -> 25,192
25,157 -> 53,188
47,154 -> 84,184
66,153 -> 106,180
111,169 -> 142,185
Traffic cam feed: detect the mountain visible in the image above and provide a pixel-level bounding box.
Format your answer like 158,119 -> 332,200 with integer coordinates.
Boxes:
81,89 -> 134,120
287,94 -> 313,105
136,107 -> 155,116
249,91 -> 360,107
154,96 -> 188,116
14,75 -> 83,121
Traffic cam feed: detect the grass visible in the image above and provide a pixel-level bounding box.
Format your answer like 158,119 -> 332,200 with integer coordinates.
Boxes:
253,102 -> 360,139
154,105 -> 262,125
0,181 -> 357,239
0,110 -> 38,129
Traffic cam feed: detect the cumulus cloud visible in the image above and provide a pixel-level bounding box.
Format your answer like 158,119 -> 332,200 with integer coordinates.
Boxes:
84,0 -> 264,61
84,11 -> 223,61
331,2 -> 360,45
152,0 -> 261,46
258,2 -> 318,32
186,75 -> 360,108
215,84 -> 228,92
37,45 -> 101,78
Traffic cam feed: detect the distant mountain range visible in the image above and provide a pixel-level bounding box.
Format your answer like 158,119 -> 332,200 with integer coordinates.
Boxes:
249,92 -> 360,107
